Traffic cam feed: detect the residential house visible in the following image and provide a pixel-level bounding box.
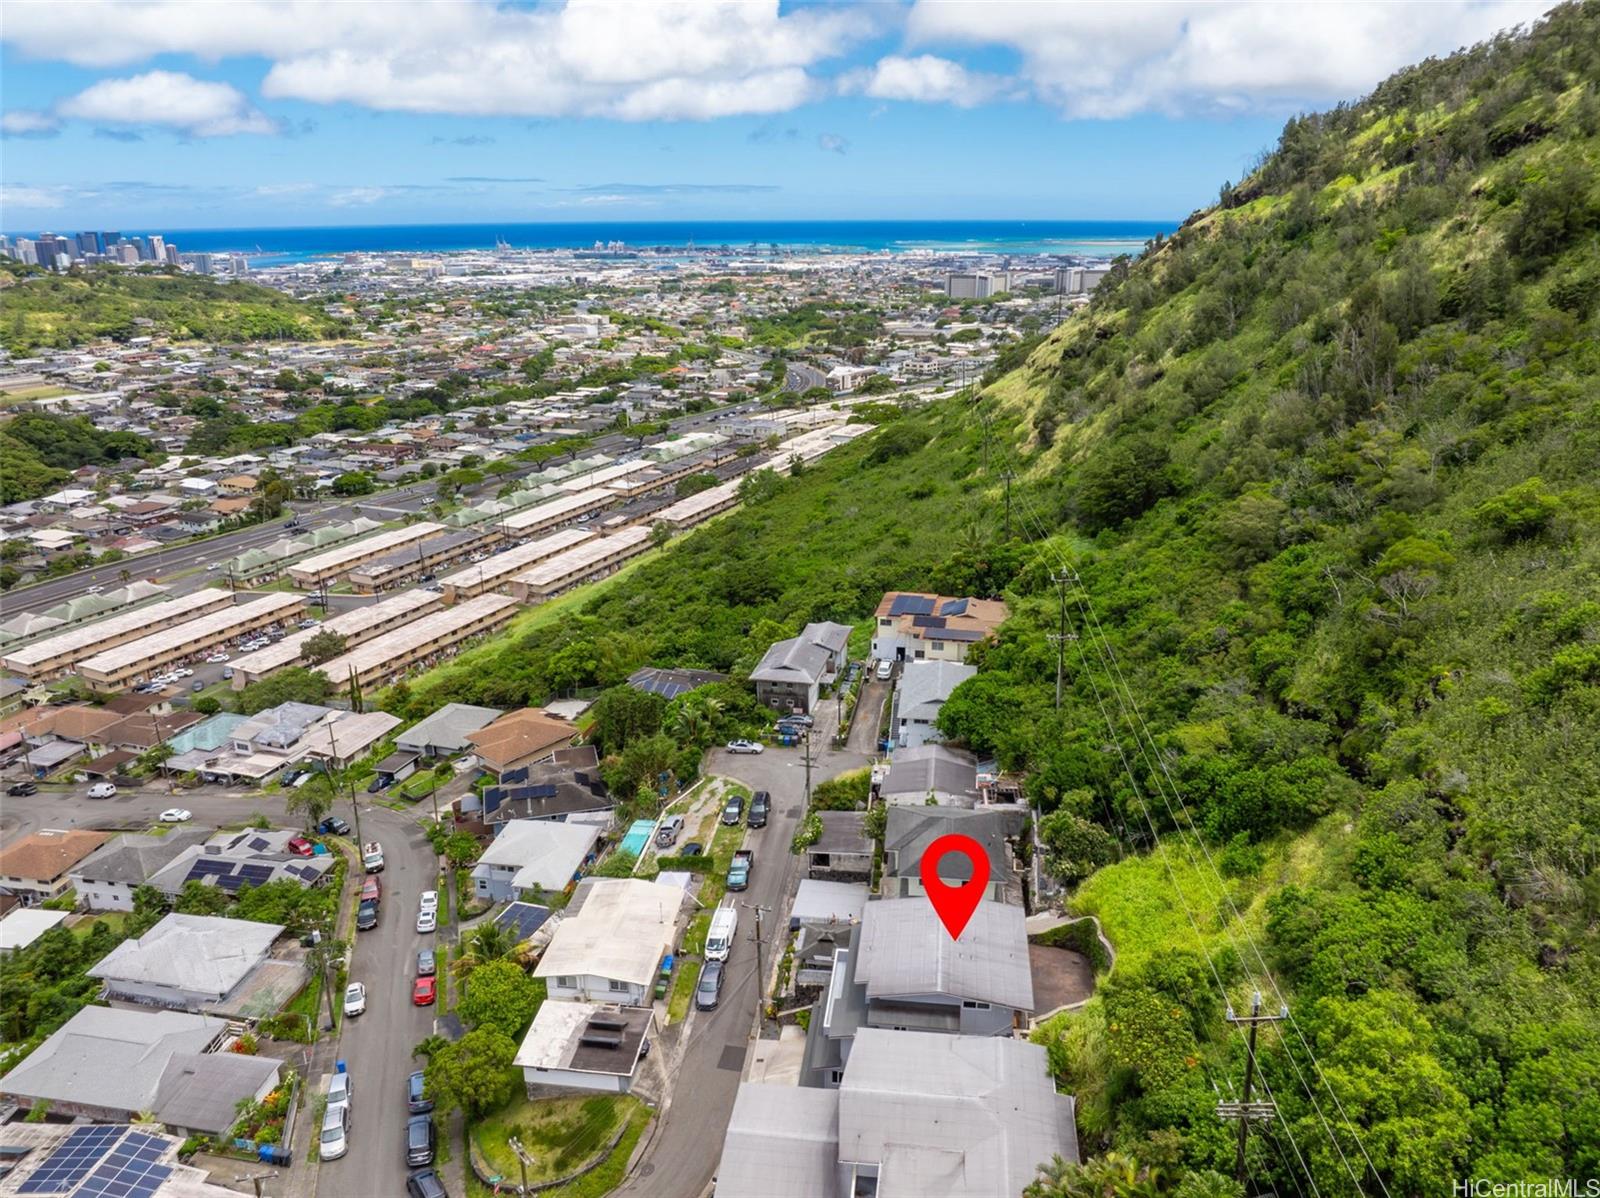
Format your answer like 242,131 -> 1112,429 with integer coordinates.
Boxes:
875,744 -> 981,807
398,705 -> 506,759
806,812 -> 874,883
87,913 -> 286,1012
625,666 -> 728,700
513,1001 -> 653,1096
477,748 -> 612,828
750,621 -> 853,714
891,660 -> 975,749
70,828 -> 212,911
0,907 -> 70,954
800,897 -> 1034,1088
0,829 -> 110,906
719,1029 -> 1077,1198
0,1006 -> 279,1131
471,819 -> 602,903
533,878 -> 686,1005
145,828 -> 336,899
869,592 -> 1008,665
152,1051 -> 283,1138
467,707 -> 580,778
881,806 -> 1026,905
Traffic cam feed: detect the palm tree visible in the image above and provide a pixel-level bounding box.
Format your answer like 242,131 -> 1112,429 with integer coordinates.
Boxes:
453,921 -> 516,979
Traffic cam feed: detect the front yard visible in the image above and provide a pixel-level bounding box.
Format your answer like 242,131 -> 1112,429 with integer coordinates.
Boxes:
471,1093 -> 649,1194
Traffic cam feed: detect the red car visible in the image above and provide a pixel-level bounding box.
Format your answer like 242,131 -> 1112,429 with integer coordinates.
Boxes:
287,835 -> 315,857
413,976 -> 437,1006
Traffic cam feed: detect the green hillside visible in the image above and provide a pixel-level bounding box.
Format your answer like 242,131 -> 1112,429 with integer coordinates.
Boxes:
1,264 -> 347,352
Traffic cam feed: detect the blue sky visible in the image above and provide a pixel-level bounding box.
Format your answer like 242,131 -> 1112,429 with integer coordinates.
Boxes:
0,1 -> 1554,230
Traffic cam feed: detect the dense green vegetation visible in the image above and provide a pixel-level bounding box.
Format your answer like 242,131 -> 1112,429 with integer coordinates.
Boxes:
986,7 -> 1600,1193
0,414 -> 158,503
1,264 -> 347,352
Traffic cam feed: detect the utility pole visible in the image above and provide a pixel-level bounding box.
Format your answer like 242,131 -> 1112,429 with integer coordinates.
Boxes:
1047,568 -> 1078,710
742,902 -> 771,1010
509,1136 -> 532,1195
325,721 -> 363,850
1001,469 -> 1015,542
1217,992 -> 1286,1183
233,1171 -> 273,1198
801,729 -> 814,806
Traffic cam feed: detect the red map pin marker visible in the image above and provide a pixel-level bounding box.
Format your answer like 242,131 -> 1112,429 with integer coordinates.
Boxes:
920,832 -> 990,941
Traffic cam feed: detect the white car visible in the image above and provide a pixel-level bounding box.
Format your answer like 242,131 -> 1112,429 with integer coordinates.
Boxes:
87,782 -> 117,799
725,740 -> 764,755
159,808 -> 192,823
175,668 -> 194,679
205,653 -> 229,663
343,982 -> 366,1017
206,563 -> 221,571
418,890 -> 438,913
416,910 -> 437,934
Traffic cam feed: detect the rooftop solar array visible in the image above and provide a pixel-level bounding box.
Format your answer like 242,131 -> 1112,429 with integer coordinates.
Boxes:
493,901 -> 552,942
16,1126 -> 123,1194
940,598 -> 969,617
888,594 -> 937,617
75,1132 -> 171,1198
501,766 -> 530,786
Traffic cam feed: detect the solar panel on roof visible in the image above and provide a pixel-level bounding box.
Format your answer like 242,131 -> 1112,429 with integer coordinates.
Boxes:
888,594 -> 936,617
16,1125 -> 123,1194
940,598 -> 969,617
238,864 -> 276,884
910,615 -> 947,629
501,766 -> 530,786
248,836 -> 272,852
75,1152 -> 171,1198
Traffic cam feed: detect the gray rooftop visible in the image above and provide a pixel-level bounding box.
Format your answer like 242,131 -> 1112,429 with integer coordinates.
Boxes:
397,702 -> 505,753
837,1029 -> 1077,1196
879,744 -> 980,804
895,659 -> 976,722
812,811 -> 872,856
154,1051 -> 283,1135
883,806 -> 1023,885
231,700 -> 335,749
856,898 -> 1033,1012
71,828 -> 212,887
749,635 -> 833,687
717,1082 -> 842,1198
0,1006 -> 226,1114
88,913 -> 283,1001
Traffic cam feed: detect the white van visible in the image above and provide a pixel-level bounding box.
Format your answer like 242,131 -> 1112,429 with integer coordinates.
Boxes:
705,906 -> 738,963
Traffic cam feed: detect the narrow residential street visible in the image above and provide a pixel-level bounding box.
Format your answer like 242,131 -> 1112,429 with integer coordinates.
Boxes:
617,702 -> 873,1198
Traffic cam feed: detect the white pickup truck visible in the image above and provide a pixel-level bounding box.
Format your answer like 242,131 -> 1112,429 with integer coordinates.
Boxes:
362,841 -> 384,874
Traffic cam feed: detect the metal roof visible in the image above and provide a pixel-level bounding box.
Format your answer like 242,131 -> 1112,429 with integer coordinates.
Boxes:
87,914 -> 283,1001
856,898 -> 1033,1012
717,1083 -> 842,1198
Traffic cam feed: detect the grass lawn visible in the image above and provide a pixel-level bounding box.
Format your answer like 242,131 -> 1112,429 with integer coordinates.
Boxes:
68,911 -> 128,937
667,957 -> 703,1025
695,811 -> 750,911
472,1093 -> 648,1191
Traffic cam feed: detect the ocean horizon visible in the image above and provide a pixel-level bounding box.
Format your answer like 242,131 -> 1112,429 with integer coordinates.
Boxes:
4,219 -> 1177,263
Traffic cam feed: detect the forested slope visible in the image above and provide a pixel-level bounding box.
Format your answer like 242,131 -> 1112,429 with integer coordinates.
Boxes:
1,264 -> 346,352
957,5 -> 1600,1194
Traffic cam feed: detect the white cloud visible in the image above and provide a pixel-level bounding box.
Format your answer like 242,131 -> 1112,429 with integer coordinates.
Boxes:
252,182 -> 317,197
1,0 -> 868,123
904,0 -> 1556,117
817,132 -> 849,155
0,184 -> 69,209
328,187 -> 388,207
57,71 -> 276,135
845,54 -> 1002,108
1,109 -> 60,136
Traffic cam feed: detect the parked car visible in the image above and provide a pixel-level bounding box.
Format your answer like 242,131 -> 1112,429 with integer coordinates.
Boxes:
419,890 -> 438,913
416,909 -> 437,934
7,781 -> 38,797
366,775 -> 387,793
222,667 -> 234,680
695,960 -> 725,1011
356,899 -> 379,931
86,782 -> 117,799
406,1114 -> 436,1166
655,815 -> 684,848
287,835 -> 315,857
747,791 -> 769,829
159,808 -> 192,823
875,659 -> 894,681
680,842 -> 704,857
725,739 -> 763,754
205,653 -> 229,664
406,1169 -> 448,1198
318,816 -> 351,836
726,849 -> 754,891
319,1102 -> 350,1161
416,949 -> 436,977
413,976 -> 437,1005
407,1070 -> 433,1114
720,795 -> 745,825
192,680 -> 205,693
343,982 -> 367,1017
777,713 -> 813,727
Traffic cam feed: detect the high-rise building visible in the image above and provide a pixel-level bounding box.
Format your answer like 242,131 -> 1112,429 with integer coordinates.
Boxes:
146,235 -> 166,262
116,244 -> 140,265
75,232 -> 99,257
34,235 -> 59,268
101,231 -> 122,250
946,270 -> 1012,300
229,254 -> 250,276
15,238 -> 38,265
164,244 -> 180,266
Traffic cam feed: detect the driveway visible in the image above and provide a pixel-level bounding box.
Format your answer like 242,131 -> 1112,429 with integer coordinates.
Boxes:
847,678 -> 890,755
618,729 -> 872,1198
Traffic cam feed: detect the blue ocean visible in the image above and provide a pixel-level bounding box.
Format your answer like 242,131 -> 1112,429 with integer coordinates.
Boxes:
52,220 -> 1175,264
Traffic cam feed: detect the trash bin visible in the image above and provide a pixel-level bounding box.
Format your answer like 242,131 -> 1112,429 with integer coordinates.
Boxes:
258,1145 -> 292,1166
336,1059 -> 347,1075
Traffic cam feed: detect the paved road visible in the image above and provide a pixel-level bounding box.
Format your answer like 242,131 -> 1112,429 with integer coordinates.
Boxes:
619,707 -> 871,1198
320,802 -> 440,1198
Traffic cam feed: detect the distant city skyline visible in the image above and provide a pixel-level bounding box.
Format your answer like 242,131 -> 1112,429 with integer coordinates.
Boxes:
0,1 -> 1555,228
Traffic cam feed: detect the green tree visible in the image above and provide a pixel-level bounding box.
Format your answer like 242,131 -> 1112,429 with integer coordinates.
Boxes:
285,772 -> 334,832
237,667 -> 332,714
458,958 -> 546,1039
302,630 -> 349,665
1038,810 -> 1118,885
587,685 -> 666,756
422,1026 -> 518,1120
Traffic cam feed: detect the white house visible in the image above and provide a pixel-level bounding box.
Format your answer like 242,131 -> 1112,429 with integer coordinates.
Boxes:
533,878 -> 686,1006
87,913 -> 283,1012
513,1001 -> 653,1096
471,820 -> 601,903
892,659 -> 976,749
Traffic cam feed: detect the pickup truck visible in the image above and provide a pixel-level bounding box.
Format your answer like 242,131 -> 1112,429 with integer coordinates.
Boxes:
726,849 -> 754,892
362,841 -> 385,874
